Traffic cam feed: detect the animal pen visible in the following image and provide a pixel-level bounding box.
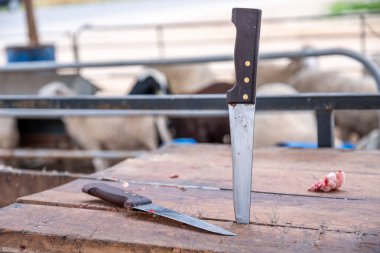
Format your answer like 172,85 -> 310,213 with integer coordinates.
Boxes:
1,47 -> 380,207
0,9 -> 380,252
0,47 -> 380,147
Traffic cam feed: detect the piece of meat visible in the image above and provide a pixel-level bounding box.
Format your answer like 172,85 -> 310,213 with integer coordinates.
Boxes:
308,171 -> 345,192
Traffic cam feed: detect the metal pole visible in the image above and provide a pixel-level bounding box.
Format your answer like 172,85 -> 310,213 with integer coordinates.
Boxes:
72,25 -> 89,63
24,0 -> 39,46
316,110 -> 335,148
0,109 -> 229,117
359,14 -> 367,57
156,25 -> 166,58
71,25 -> 89,75
1,48 -> 379,90
72,32 -> 80,63
0,94 -> 380,111
0,149 -> 145,160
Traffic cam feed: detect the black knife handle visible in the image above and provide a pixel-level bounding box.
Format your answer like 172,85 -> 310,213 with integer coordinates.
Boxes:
82,183 -> 152,208
227,8 -> 262,104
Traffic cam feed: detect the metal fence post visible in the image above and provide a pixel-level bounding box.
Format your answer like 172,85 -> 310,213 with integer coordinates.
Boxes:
316,110 -> 335,148
359,14 -> 367,57
156,25 -> 166,58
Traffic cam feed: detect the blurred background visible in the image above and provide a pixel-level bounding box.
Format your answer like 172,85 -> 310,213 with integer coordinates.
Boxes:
1,0 -> 379,92
0,0 -> 379,178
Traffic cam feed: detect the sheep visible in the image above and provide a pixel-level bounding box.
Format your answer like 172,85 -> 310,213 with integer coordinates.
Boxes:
146,56 -> 377,145
288,71 -> 378,93
151,64 -> 216,94
169,82 -> 232,143
0,116 -> 19,166
135,64 -> 324,147
169,81 -> 320,147
151,57 -> 318,94
129,68 -> 172,144
287,69 -> 378,141
254,83 -> 318,147
257,56 -> 319,87
129,68 -> 170,95
0,117 -> 19,149
38,81 -> 159,171
253,53 -> 379,142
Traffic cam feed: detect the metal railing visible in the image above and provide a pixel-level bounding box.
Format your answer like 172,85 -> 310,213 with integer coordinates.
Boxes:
71,12 -> 380,61
1,12 -> 379,70
0,149 -> 145,160
1,48 -> 380,90
0,94 -> 380,148
0,14 -> 379,162
0,47 -> 379,150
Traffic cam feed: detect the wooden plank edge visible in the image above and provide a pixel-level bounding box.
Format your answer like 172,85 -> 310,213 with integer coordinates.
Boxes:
0,203 -> 378,253
16,179 -> 380,237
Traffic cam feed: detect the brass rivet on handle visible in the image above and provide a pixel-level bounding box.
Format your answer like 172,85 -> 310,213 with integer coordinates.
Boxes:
244,77 -> 250,83
245,61 -> 251,67
243,94 -> 248,100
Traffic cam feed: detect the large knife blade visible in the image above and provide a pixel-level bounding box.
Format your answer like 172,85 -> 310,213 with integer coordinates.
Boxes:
82,183 -> 236,236
227,8 -> 262,224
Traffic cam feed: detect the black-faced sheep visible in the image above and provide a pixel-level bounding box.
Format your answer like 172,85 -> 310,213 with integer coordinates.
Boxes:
151,64 -> 216,94
38,78 -> 163,171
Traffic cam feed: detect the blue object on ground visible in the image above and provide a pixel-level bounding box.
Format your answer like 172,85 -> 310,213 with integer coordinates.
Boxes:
278,141 -> 355,150
340,142 -> 356,150
6,45 -> 55,63
172,138 -> 197,144
277,142 -> 318,149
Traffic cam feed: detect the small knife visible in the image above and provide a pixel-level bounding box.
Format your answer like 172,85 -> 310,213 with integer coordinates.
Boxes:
82,183 -> 236,236
227,8 -> 262,224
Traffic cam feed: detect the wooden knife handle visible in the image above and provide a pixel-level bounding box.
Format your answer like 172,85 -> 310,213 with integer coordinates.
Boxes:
82,183 -> 152,208
227,8 -> 262,104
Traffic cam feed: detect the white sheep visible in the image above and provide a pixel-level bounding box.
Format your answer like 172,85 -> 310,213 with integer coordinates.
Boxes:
151,64 -> 217,94
152,58 -> 318,94
38,82 -> 158,171
0,116 -> 19,165
288,69 -> 378,141
254,83 -> 318,147
289,71 -> 377,93
257,57 -> 319,87
149,61 -> 321,147
0,117 -> 19,149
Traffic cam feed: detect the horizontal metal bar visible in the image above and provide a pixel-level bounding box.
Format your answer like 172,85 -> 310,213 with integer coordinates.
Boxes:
256,93 -> 380,110
0,149 -> 145,159
2,48 -> 379,90
0,55 -> 233,73
73,12 -> 380,32
0,109 -> 228,117
0,94 -> 380,114
0,12 -> 377,38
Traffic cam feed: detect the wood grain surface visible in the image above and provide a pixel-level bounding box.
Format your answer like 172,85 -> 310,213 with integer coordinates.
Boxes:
0,203 -> 377,253
18,179 -> 380,234
95,144 -> 380,199
1,144 -> 379,252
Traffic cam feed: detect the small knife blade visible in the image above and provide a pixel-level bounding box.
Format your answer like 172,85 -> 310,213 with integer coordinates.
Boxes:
82,183 -> 236,236
227,8 -> 262,224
